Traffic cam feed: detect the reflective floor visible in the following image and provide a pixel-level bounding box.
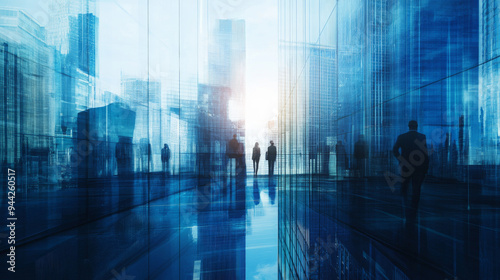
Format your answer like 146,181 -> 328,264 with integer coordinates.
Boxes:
3,176 -> 277,280
2,175 -> 500,279
279,176 -> 500,279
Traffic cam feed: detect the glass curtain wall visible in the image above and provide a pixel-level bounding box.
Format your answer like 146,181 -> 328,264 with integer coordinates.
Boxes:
278,0 -> 500,189
0,0 -> 246,274
279,0 -> 499,278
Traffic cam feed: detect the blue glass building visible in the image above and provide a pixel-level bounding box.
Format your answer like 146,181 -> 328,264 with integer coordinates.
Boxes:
0,0 -> 499,279
279,0 -> 499,279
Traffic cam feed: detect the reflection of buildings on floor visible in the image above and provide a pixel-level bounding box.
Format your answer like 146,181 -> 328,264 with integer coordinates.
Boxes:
278,175 -> 500,279
197,175 -> 246,279
0,172 -> 499,278
0,176 -> 278,279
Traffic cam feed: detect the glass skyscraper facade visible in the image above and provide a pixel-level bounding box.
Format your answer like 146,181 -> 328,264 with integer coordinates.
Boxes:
278,0 -> 499,279
277,0 -> 499,181
1,0 -> 499,279
0,1 -> 253,278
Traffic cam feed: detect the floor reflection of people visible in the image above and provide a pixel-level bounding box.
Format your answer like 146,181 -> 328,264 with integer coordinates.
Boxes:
252,142 -> 261,176
393,120 -> 429,223
197,174 -> 246,279
253,180 -> 260,206
268,177 -> 276,205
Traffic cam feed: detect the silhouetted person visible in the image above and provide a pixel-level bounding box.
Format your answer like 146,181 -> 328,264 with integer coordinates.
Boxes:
161,143 -> 171,174
321,142 -> 330,175
393,120 -> 429,222
139,138 -> 151,173
336,141 -> 347,179
252,142 -> 261,176
116,137 -> 135,209
267,141 -> 277,176
228,134 -> 239,156
227,134 -> 239,176
354,135 -> 368,178
116,136 -> 133,175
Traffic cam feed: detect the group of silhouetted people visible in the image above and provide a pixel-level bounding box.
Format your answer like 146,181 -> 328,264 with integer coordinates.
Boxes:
333,138 -> 367,179
323,120 -> 430,224
251,141 -> 277,176
225,134 -> 277,176
227,134 -> 277,176
341,120 -> 429,223
251,140 -> 277,176
118,120 -> 427,224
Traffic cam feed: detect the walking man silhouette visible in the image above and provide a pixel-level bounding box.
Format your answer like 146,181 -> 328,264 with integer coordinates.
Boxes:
267,141 -> 277,176
228,134 -> 239,176
354,135 -> 368,178
161,144 -> 170,174
393,120 -> 429,222
252,142 -> 261,176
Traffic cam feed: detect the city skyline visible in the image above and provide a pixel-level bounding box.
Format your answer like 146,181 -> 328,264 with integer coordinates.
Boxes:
1,0 -> 499,279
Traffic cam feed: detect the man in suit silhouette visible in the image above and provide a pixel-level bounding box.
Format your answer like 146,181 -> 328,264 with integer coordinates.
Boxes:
354,135 -> 368,178
161,143 -> 171,174
228,134 -> 239,157
393,120 -> 429,222
227,134 -> 240,176
267,141 -> 277,176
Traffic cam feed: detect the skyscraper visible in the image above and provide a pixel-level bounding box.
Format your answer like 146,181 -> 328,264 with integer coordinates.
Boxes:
77,13 -> 98,77
209,19 -> 246,123
479,0 -> 500,165
0,8 -> 51,167
308,46 -> 337,174
45,0 -> 98,137
203,19 -> 247,175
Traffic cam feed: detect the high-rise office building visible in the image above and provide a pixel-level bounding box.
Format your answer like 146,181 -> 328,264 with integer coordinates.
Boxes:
308,46 -> 337,175
45,0 -> 98,137
0,8 -> 51,168
77,13 -> 98,77
1,1 -> 499,279
479,0 -> 500,166
209,19 -> 246,123
279,0 -> 498,278
202,19 -> 247,175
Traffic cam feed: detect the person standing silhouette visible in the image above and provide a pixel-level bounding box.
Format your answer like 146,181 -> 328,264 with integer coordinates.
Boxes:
116,137 -> 133,175
393,120 -> 429,222
336,141 -> 347,179
161,143 -> 170,174
228,134 -> 239,176
252,142 -> 261,176
354,135 -> 368,178
267,141 -> 277,176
